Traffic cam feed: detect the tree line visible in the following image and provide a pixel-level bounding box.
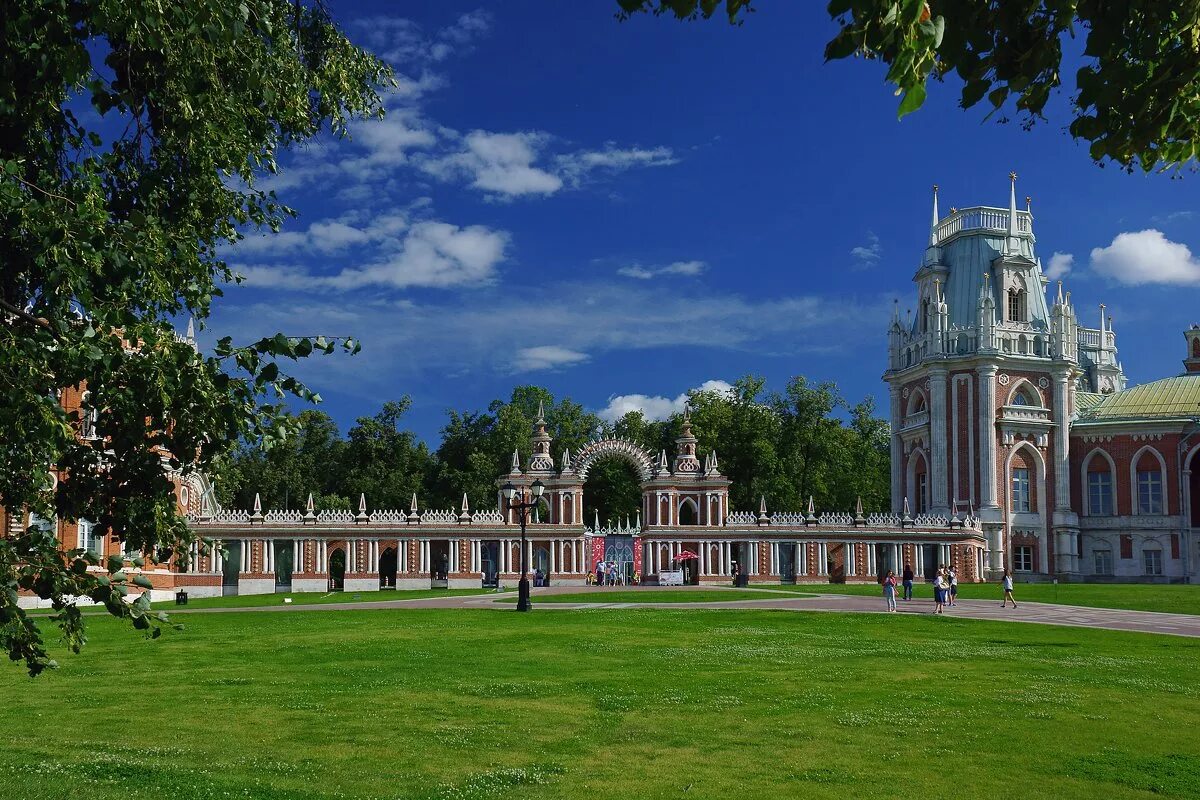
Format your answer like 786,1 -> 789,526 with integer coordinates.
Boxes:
215,375 -> 891,526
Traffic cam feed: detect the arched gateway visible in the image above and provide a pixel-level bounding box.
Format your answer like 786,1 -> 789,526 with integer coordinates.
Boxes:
572,438 -> 655,482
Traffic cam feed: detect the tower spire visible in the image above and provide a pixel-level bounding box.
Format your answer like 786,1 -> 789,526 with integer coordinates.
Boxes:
1006,171 -> 1019,253
929,183 -> 940,247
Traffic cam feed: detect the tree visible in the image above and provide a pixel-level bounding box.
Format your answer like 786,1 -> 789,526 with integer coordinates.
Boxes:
223,409 -> 348,511
616,1 -> 1200,172
0,1 -> 389,674
342,399 -> 434,511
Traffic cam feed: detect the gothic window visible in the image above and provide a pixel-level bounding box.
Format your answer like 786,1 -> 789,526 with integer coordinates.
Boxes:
1087,471 -> 1114,516
921,298 -> 931,332
916,472 -> 928,513
1007,289 -> 1025,323
1137,469 -> 1163,515
1193,338 -> 1200,358
1011,467 -> 1031,512
1011,391 -> 1030,406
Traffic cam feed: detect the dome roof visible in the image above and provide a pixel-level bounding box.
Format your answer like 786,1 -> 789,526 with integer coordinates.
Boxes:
1078,375 -> 1200,422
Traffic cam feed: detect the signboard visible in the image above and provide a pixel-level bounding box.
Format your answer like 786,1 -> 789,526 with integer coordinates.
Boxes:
659,570 -> 684,586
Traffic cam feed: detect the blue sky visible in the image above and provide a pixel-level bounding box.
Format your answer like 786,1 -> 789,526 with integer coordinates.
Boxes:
208,1 -> 1200,441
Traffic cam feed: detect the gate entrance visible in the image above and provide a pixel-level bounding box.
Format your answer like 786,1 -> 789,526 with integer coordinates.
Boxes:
778,542 -> 797,585
329,548 -> 346,591
604,535 -> 635,585
221,540 -> 241,596
430,540 -> 449,588
379,546 -> 398,589
480,540 -> 500,588
273,540 -> 293,592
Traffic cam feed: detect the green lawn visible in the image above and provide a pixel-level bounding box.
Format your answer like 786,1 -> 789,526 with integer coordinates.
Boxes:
747,581 -> 1200,615
498,588 -> 814,604
29,588 -> 502,615
2,608 -> 1199,799
154,587 -> 499,610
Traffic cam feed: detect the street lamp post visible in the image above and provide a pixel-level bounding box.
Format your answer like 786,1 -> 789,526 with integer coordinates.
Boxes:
501,478 -> 544,612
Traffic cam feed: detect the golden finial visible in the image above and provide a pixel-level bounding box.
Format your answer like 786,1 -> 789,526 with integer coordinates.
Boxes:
932,183 -> 939,193
949,206 -> 957,214
1009,171 -> 1018,182
1025,195 -> 1032,206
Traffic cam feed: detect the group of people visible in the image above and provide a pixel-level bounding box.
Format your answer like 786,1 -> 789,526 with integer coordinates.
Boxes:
588,560 -> 637,586
881,564 -> 1018,612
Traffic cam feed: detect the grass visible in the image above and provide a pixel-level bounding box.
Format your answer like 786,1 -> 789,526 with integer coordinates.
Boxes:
496,588 -> 815,604
2,607 -> 1199,799
748,581 -> 1200,615
152,587 -> 499,610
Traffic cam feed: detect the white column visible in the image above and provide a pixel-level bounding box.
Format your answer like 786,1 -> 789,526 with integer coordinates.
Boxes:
929,368 -> 950,514
978,365 -> 999,509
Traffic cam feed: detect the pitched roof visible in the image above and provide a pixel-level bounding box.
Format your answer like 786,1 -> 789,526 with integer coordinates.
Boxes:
1077,375 -> 1200,423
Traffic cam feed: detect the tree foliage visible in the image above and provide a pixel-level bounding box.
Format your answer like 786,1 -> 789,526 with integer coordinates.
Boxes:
0,0 -> 389,674
617,0 -> 1200,172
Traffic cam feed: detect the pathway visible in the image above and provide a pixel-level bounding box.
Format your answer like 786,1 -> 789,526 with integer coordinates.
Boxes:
169,584 -> 1200,638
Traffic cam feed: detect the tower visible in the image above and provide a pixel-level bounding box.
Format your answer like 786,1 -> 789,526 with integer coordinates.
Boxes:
884,176 -> 1110,578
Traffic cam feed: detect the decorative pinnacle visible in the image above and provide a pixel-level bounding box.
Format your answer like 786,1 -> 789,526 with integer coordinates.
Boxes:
359,493 -> 367,513
461,492 -> 470,513
1009,171 -> 1018,182
305,492 -> 314,514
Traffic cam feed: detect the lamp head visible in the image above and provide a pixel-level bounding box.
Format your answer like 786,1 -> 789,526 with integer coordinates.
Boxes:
501,482 -> 517,502
531,479 -> 545,498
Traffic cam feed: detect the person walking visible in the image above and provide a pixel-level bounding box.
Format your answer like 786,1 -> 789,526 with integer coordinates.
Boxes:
902,562 -> 914,601
932,569 -> 945,614
1001,570 -> 1017,608
948,566 -> 958,606
595,560 -> 605,587
883,570 -> 898,612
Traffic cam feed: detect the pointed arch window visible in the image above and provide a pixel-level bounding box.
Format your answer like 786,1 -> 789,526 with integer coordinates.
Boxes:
1007,288 -> 1026,323
1011,391 -> 1030,406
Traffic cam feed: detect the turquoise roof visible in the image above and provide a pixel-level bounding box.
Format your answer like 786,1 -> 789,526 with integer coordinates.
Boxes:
939,232 -> 1045,331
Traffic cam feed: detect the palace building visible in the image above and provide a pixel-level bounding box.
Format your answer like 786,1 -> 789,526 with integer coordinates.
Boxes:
888,175 -> 1198,582
9,178 -> 1199,606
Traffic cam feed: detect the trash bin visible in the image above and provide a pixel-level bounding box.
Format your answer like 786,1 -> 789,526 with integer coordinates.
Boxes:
175,590 -> 188,605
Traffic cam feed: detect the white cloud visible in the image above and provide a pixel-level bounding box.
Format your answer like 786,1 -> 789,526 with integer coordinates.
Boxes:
851,232 -> 882,268
1089,229 -> 1200,286
555,145 -> 678,186
1045,251 -> 1074,280
1151,210 -> 1195,226
420,132 -> 679,199
617,260 -> 707,280
232,219 -> 509,291
599,380 -> 734,422
353,10 -> 492,67
512,346 -> 590,372
421,131 -> 563,198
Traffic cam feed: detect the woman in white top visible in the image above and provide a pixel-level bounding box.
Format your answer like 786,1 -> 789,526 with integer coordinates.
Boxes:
1001,570 -> 1017,608
932,571 -> 945,614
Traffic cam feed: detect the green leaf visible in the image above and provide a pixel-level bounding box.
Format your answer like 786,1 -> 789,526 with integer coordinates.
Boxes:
897,83 -> 927,117
132,575 -> 154,590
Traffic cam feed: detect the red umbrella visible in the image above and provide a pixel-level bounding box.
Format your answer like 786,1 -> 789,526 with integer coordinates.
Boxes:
675,550 -> 699,560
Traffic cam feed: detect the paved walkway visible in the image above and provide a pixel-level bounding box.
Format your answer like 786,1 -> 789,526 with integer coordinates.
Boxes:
172,585 -> 1200,638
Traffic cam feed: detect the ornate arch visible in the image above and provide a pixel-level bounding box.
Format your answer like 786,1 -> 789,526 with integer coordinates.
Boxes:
1005,378 -> 1044,407
572,439 -> 656,482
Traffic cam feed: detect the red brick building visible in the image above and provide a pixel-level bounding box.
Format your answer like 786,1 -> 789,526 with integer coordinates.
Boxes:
887,177 -> 1197,581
